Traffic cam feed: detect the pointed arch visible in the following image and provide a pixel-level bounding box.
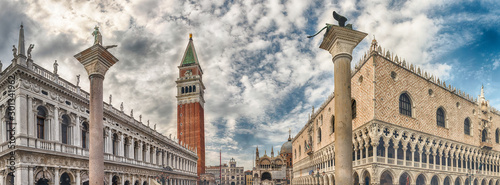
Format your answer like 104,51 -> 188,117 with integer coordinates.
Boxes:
495,128 -> 499,143
436,107 -> 446,127
330,115 -> 335,133
351,99 -> 356,119
318,128 -> 322,143
444,176 -> 451,185
379,170 -> 393,185
416,174 -> 426,185
465,118 -> 472,135
399,92 -> 412,116
482,129 -> 488,142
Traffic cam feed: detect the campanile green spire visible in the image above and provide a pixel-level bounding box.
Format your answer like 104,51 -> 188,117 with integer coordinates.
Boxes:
180,33 -> 199,66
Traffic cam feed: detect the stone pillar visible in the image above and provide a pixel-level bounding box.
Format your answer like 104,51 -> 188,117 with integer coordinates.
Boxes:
28,166 -> 34,185
75,41 -> 118,185
76,170 -> 81,185
318,25 -> 366,185
75,115 -> 81,148
14,166 -> 28,185
27,96 -> 35,147
53,106 -> 59,142
54,168 -> 60,185
14,94 -> 28,146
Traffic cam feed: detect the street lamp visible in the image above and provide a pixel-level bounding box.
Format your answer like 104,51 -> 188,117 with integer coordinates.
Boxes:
311,168 -> 325,185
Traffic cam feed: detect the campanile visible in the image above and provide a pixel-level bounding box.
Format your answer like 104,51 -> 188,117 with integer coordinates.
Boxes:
176,34 -> 205,176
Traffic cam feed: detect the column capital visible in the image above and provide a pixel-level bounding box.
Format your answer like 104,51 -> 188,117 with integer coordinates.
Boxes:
319,25 -> 367,58
74,44 -> 118,78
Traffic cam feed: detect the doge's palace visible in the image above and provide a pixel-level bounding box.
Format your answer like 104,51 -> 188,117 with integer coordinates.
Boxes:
0,25 -> 198,185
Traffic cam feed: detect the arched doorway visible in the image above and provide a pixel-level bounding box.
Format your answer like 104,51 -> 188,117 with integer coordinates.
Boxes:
444,177 -> 451,185
380,171 -> 393,185
455,177 -> 461,185
431,176 -> 439,185
125,180 -> 130,185
353,172 -> 359,185
60,172 -> 71,185
474,179 -> 478,185
416,174 -> 425,185
399,172 -> 410,185
482,179 -> 487,185
362,171 -> 370,185
262,172 -> 272,181
489,180 -> 493,185
231,182 -> 235,185
135,180 -> 140,185
83,181 -> 89,185
465,179 -> 470,185
36,178 -> 49,185
112,176 -> 120,185
144,181 -> 148,185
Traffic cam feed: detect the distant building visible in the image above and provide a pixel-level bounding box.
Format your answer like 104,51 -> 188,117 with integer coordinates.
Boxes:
206,165 -> 222,185
200,173 -> 216,185
222,158 -> 245,185
245,170 -> 253,185
253,132 -> 293,185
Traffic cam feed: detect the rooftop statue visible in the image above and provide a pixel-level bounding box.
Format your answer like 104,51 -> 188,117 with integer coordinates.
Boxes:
27,44 -> 34,59
12,45 -> 17,58
307,11 -> 353,38
92,26 -> 102,45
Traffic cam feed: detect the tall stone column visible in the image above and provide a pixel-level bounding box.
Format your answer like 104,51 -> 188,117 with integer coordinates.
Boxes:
319,25 -> 366,185
74,28 -> 118,185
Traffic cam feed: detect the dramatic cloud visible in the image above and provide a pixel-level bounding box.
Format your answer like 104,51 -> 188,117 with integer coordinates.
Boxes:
0,0 -> 498,170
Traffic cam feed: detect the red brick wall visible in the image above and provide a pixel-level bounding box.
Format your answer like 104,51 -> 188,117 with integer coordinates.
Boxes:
178,102 -> 206,175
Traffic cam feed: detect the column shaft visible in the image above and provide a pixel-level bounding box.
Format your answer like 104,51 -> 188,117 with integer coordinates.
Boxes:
89,75 -> 105,185
333,54 -> 353,185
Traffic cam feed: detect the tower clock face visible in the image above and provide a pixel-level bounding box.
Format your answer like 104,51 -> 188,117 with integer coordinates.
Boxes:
184,70 -> 192,77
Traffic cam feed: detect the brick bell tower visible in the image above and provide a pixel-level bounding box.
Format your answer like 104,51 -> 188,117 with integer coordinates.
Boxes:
176,34 -> 206,176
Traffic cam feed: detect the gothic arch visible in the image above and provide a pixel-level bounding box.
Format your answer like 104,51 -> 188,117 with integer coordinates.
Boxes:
399,92 -> 413,117
398,171 -> 411,185
416,174 -> 426,185
436,106 -> 447,128
379,170 -> 394,185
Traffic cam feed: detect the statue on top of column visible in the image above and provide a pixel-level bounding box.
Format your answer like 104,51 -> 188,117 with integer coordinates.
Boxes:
307,11 -> 353,38
120,102 -> 124,112
92,26 -> 102,45
109,94 -> 112,105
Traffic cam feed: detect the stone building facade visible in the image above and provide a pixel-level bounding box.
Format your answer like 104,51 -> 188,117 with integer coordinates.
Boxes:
0,25 -> 198,185
253,133 -> 293,185
245,171 -> 253,185
221,159 -> 244,185
292,39 -> 500,185
205,165 -> 221,185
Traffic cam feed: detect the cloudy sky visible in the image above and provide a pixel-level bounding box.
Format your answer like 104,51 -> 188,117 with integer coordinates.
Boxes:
1,0 -> 499,170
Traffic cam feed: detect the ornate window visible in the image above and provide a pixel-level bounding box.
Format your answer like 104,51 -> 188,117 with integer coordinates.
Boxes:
399,93 -> 412,116
61,115 -> 70,144
189,86 -> 192,93
181,87 -> 185,94
81,122 -> 89,149
36,106 -> 47,139
5,109 -> 13,141
193,85 -> 196,92
134,141 -> 139,160
352,100 -> 357,119
317,128 -> 322,143
331,115 -> 335,133
496,129 -> 500,144
482,129 -> 488,142
436,107 -> 445,127
464,118 -> 471,135
124,137 -> 129,158
112,133 -> 118,155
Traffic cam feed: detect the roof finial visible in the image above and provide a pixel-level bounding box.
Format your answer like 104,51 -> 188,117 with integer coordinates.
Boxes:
288,128 -> 292,141
189,33 -> 193,40
481,84 -> 485,98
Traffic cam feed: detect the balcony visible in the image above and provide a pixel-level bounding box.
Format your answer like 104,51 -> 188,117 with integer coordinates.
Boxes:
480,142 -> 493,150
306,147 -> 313,155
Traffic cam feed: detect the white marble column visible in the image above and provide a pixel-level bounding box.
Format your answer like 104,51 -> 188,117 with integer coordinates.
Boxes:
76,170 -> 81,185
53,106 -> 59,142
27,97 -> 35,146
138,142 -> 143,162
75,115 -> 81,147
54,168 -> 60,185
14,166 -> 28,185
28,166 -> 34,185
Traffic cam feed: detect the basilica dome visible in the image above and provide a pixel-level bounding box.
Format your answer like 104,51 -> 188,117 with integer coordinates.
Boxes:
281,140 -> 292,154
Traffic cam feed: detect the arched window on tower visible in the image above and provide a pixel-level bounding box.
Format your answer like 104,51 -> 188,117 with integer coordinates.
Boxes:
436,107 -> 445,127
317,128 -> 322,143
298,146 -> 301,157
482,129 -> 488,142
61,115 -> 70,144
189,86 -> 192,93
37,106 -> 47,139
399,93 -> 412,116
352,100 -> 357,119
112,133 -> 118,155
496,128 -> 500,144
464,118 -> 471,135
193,85 -> 196,92
81,122 -> 89,149
181,87 -> 185,94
